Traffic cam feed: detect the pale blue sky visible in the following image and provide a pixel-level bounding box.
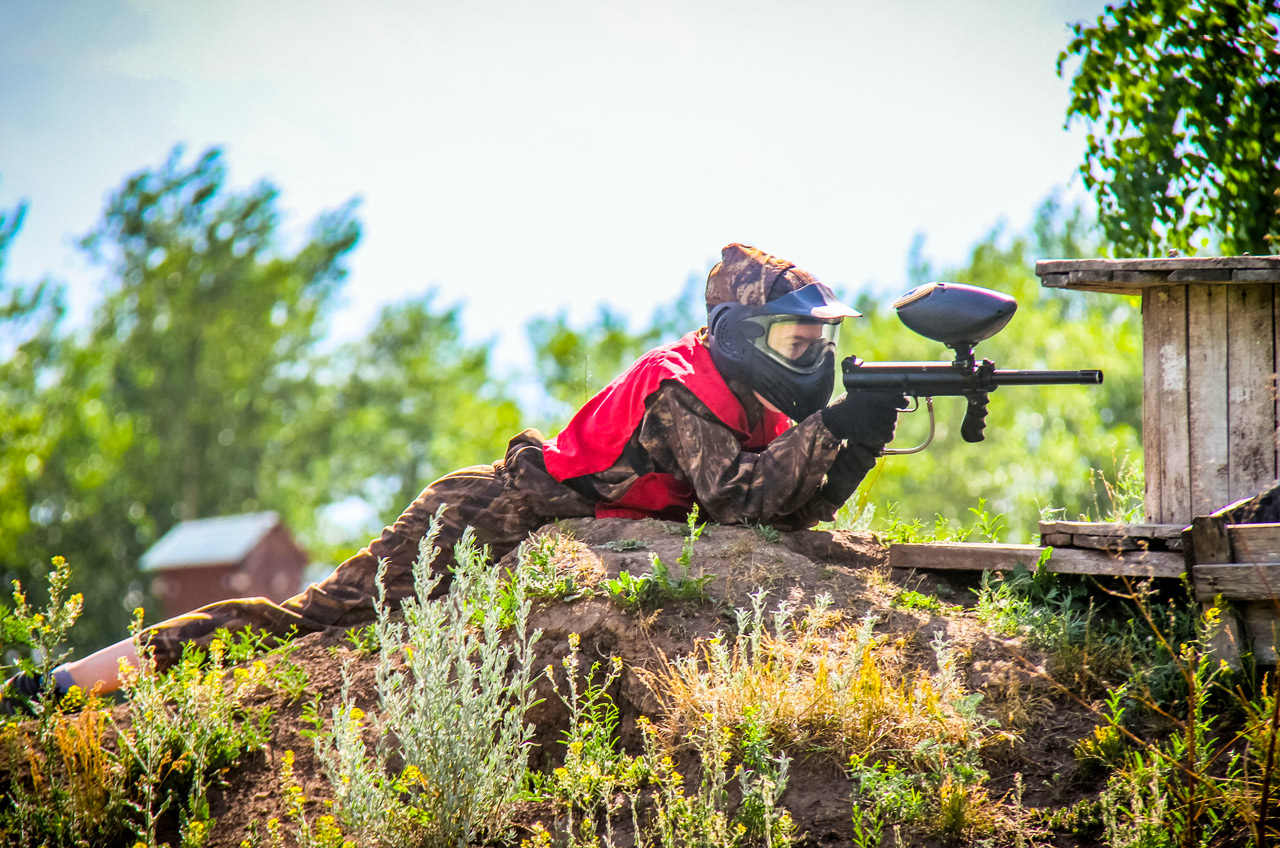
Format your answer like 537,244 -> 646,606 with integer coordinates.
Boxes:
0,0 -> 1106,368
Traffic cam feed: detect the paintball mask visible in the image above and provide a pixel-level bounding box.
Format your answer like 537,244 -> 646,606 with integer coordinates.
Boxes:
708,282 -> 861,420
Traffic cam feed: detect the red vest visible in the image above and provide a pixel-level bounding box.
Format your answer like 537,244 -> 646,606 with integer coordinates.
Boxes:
543,331 -> 792,518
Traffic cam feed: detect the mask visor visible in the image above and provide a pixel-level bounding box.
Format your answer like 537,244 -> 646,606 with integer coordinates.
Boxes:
747,316 -> 840,372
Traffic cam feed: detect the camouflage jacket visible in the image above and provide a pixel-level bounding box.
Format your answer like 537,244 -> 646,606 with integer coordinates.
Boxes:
540,380 -> 872,531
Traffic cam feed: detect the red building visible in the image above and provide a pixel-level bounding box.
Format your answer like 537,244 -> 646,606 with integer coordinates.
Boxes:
139,511 -> 308,620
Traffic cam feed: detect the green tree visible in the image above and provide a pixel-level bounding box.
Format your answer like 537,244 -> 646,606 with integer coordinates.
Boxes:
526,273 -> 702,428
0,201 -> 73,613
78,146 -> 360,525
1059,0 -> 1280,255
314,293 -> 524,539
843,199 -> 1144,540
2,148 -> 361,648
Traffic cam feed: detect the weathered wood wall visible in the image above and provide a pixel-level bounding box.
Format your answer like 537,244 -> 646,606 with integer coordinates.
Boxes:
1038,257 -> 1280,525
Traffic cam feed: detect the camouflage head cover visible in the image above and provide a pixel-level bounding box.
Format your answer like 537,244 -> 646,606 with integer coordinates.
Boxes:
705,243 -> 818,315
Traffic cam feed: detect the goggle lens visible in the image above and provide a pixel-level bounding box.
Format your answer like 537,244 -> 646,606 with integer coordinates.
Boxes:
757,319 -> 839,369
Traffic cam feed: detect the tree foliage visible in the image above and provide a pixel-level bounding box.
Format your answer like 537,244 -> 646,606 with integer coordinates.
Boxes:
1059,0 -> 1280,255
318,293 -> 524,527
0,149 -> 522,649
526,273 -> 702,428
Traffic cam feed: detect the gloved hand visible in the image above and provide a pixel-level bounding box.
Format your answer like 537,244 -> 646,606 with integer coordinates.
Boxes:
819,390 -> 905,446
820,442 -> 881,506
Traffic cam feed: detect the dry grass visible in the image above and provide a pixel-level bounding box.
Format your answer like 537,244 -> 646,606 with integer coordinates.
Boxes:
638,594 -> 1000,764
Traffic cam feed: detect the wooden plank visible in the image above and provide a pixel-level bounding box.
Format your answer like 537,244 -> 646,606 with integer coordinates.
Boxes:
1070,534 -> 1141,551
1227,523 -> 1280,562
1042,533 -> 1073,547
887,543 -> 1184,577
1187,284 -> 1231,515
1048,547 -> 1185,578
1115,270 -> 1178,284
1143,289 -> 1163,523
1226,284 -> 1276,499
1241,602 -> 1280,663
1169,269 -> 1233,282
889,543 -> 1043,571
1069,270 -> 1114,284
1236,270 -> 1280,282
1037,257 -> 1280,275
1037,521 -> 1186,540
1194,563 -> 1280,600
1051,283 -> 1143,295
1189,514 -> 1233,563
1040,273 -> 1069,288
1144,286 -> 1191,523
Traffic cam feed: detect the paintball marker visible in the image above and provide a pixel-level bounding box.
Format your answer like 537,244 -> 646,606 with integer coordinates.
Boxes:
841,282 -> 1103,454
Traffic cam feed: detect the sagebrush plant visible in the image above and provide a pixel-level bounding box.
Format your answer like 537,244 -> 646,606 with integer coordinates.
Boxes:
313,514 -> 542,847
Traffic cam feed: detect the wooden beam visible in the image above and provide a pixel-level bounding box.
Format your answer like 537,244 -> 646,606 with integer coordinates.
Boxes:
1144,286 -> 1191,524
1188,284 -> 1231,515
1193,563 -> 1280,601
1241,603 -> 1280,663
1037,256 -> 1280,275
1227,523 -> 1280,563
888,542 -> 1183,578
1037,521 -> 1186,540
1227,284 -> 1277,499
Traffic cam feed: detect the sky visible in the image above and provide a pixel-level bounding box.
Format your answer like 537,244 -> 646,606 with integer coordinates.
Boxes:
0,0 -> 1108,372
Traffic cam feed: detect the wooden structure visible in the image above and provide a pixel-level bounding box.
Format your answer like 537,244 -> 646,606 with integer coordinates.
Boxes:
1037,256 -> 1280,525
140,511 -> 308,620
884,258 -> 1280,661
1035,257 -> 1280,663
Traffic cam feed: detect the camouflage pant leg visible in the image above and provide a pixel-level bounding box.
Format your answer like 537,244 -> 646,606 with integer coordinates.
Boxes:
141,431 -> 592,670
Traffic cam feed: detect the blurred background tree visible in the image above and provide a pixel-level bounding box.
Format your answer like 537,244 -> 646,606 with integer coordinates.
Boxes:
525,273 -> 702,426
0,149 -> 533,649
1059,0 -> 1280,255
310,293 -> 523,546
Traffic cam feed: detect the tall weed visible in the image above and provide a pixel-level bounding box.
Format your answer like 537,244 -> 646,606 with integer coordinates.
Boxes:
313,515 -> 542,847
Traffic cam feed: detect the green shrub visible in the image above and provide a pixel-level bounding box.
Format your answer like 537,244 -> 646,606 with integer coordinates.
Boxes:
312,516 -> 542,847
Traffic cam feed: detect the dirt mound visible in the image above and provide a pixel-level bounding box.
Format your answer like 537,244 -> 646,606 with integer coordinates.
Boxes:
194,518 -> 1101,847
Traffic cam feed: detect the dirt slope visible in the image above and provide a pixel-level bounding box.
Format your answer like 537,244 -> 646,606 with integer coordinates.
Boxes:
198,518 -> 1104,847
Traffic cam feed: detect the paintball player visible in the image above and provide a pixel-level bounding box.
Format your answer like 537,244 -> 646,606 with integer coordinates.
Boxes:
2,243 -> 902,712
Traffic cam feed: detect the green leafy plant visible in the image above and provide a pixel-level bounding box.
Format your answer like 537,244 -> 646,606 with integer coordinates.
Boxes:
312,517 -> 542,847
518,533 -> 591,604
544,633 -> 638,846
605,506 -> 713,610
1,556 -> 83,711
115,624 -> 276,848
0,558 -> 129,846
